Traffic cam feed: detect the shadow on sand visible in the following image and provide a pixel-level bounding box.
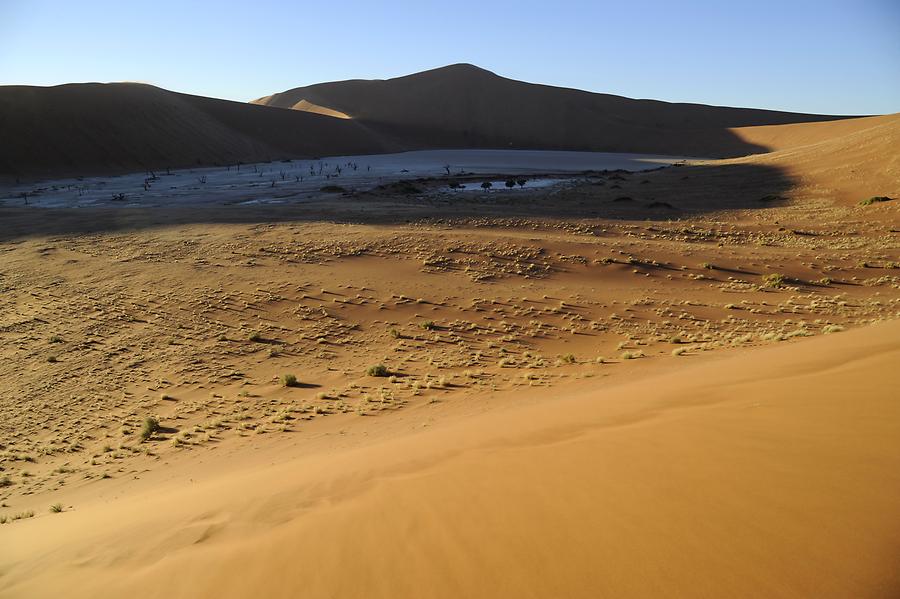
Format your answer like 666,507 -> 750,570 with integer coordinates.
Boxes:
0,162 -> 795,242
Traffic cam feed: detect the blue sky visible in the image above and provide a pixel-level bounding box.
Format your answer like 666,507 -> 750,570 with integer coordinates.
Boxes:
1,0 -> 898,114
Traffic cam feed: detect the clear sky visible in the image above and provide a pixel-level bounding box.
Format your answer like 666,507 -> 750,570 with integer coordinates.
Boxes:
1,0 -> 898,115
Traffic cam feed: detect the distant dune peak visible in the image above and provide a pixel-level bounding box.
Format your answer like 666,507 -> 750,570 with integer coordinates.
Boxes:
414,62 -> 497,76
250,64 -> 859,159
290,99 -> 351,119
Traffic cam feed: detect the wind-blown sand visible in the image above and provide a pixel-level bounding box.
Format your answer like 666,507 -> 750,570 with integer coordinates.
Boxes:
3,321 -> 899,599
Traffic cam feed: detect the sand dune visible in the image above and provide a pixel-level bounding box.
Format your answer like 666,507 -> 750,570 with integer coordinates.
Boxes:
0,83 -> 393,179
3,320 -> 898,598
2,65 -> 877,181
2,62 -> 898,599
732,113 -> 900,203
290,99 -> 352,119
253,63 -> 858,158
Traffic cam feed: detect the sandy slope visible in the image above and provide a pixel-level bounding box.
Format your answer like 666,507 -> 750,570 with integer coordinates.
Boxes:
732,113 -> 900,203
253,63 -> 856,158
1,75 -> 898,597
2,320 -> 898,599
0,83 -> 392,179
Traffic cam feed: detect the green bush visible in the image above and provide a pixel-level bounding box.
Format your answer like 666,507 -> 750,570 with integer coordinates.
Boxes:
140,417 -> 160,442
367,364 -> 390,377
858,196 -> 893,206
762,273 -> 786,288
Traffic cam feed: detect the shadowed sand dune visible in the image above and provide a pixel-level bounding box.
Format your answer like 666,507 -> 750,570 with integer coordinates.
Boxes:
3,320 -> 899,599
1,65 -> 873,181
253,63 -> 859,158
0,83 -> 394,179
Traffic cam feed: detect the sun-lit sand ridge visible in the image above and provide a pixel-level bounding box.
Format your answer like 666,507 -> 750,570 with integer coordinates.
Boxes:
0,66 -> 898,598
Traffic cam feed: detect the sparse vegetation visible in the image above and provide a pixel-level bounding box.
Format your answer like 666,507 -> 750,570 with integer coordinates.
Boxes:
50,503 -> 63,513
367,364 -> 390,377
858,196 -> 893,206
762,273 -> 787,288
140,416 -> 160,441
282,373 -> 299,387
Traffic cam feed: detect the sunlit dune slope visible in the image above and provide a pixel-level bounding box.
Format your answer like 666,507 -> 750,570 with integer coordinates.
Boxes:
3,321 -> 899,599
731,113 -> 900,202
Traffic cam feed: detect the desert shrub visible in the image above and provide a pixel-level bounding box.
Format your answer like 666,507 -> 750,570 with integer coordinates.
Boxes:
367,364 -> 390,377
248,331 -> 263,342
762,273 -> 786,288
420,320 -> 437,331
282,374 -> 299,387
560,353 -> 576,364
140,417 -> 160,442
380,180 -> 421,194
822,324 -> 845,334
858,196 -> 893,206
49,503 -> 63,513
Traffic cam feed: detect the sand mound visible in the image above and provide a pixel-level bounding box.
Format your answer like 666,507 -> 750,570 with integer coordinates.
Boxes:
732,113 -> 900,203
0,83 -> 392,179
253,63 -> 859,158
3,320 -> 899,598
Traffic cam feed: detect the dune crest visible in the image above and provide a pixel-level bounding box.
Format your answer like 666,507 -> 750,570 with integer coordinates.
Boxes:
253,63 -> 861,158
290,99 -> 352,119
